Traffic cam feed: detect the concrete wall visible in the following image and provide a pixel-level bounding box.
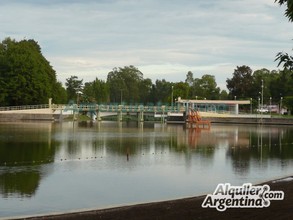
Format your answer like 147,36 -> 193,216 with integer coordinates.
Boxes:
0,113 -> 54,122
207,117 -> 293,125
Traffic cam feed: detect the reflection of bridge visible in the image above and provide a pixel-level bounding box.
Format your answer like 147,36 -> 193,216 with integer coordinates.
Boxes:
52,104 -> 185,121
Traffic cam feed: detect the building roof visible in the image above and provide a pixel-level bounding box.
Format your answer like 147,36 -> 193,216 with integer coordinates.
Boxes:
176,98 -> 250,105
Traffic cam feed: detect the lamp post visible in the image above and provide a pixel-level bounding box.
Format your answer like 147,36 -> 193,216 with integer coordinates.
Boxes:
250,98 -> 252,114
171,86 -> 174,108
120,89 -> 123,105
261,80 -> 264,111
270,97 -> 272,116
280,97 -> 283,115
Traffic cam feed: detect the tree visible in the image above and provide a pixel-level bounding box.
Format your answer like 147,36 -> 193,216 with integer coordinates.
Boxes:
0,38 -> 63,106
139,78 -> 152,104
83,78 -> 109,103
275,0 -> 293,70
193,74 -> 220,99
251,68 -> 272,101
52,82 -> 67,104
275,52 -> 293,71
65,76 -> 83,102
151,79 -> 173,104
107,66 -> 144,103
173,82 -> 189,100
185,71 -> 194,87
226,66 -> 253,99
275,0 -> 293,21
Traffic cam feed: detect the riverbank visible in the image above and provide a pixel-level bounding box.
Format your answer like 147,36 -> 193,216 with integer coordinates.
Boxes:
16,176 -> 293,220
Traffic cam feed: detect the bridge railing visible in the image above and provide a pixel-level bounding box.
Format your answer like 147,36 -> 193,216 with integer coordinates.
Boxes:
0,104 -> 49,111
56,104 -> 183,113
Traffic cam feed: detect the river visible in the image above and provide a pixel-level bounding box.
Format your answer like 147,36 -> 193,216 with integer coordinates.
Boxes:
0,121 -> 292,218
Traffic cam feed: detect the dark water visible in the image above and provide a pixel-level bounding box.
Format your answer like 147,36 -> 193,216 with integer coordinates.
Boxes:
0,121 -> 292,218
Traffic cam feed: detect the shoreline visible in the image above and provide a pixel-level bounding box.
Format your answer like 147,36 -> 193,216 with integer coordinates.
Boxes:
8,175 -> 293,220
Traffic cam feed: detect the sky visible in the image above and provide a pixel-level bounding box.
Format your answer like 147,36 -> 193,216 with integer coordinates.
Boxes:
0,0 -> 292,90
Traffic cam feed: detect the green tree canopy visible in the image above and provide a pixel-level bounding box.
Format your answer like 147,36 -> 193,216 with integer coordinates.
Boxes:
83,78 -> 109,103
0,37 -> 64,106
107,65 -> 144,103
226,66 -> 253,99
188,74 -> 221,100
65,75 -> 83,102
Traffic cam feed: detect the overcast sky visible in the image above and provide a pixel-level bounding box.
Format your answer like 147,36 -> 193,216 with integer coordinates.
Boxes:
1,0 -> 292,89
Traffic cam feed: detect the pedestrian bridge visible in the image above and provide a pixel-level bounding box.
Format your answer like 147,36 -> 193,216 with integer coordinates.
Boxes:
53,104 -> 183,113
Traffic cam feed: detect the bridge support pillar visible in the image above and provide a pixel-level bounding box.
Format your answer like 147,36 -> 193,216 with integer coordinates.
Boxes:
59,109 -> 63,122
118,111 -> 123,121
49,98 -> 52,109
97,111 -> 102,121
138,111 -> 144,122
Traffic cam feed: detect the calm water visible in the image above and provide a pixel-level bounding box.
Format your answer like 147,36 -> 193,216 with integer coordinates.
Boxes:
0,121 -> 293,218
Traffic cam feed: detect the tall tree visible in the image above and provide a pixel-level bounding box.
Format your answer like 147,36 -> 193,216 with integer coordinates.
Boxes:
0,38 -> 63,106
193,74 -> 220,100
65,75 -> 83,102
226,66 -> 253,99
151,79 -> 173,104
173,82 -> 189,100
83,78 -> 109,103
251,68 -> 272,101
107,65 -> 143,103
139,78 -> 152,104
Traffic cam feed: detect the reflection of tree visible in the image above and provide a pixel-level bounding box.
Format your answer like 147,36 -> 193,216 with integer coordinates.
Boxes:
226,146 -> 250,175
0,171 -> 40,198
0,123 -> 59,197
227,126 -> 293,175
0,141 -> 56,165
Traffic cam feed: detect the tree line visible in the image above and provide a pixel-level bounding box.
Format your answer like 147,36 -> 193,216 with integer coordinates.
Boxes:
65,65 -> 293,112
1,38 -> 292,111
0,1 -> 292,111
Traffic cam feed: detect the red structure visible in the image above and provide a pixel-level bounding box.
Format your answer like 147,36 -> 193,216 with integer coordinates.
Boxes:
187,108 -> 211,129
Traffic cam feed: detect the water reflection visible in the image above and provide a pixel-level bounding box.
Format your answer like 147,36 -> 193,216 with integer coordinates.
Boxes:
0,122 -> 59,198
0,122 -> 292,217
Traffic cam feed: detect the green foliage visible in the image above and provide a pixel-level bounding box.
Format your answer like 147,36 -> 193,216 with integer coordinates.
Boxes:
65,75 -> 83,102
226,65 -> 293,111
107,65 -> 144,103
151,79 -> 173,104
275,52 -> 293,71
275,0 -> 293,22
173,82 -> 189,100
275,0 -> 293,71
284,96 -> 293,112
0,37 -> 64,106
83,78 -> 109,103
226,66 -> 253,99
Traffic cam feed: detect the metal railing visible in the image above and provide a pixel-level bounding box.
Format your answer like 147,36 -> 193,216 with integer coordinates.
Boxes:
0,104 -> 49,111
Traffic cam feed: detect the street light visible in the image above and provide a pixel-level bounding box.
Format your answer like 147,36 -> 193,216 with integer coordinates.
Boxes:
250,98 -> 252,114
171,86 -> 174,108
120,89 -> 123,105
270,97 -> 272,116
280,97 -> 283,115
261,80 -> 264,111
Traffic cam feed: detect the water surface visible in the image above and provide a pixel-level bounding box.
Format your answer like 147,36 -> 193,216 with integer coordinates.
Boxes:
0,121 -> 292,218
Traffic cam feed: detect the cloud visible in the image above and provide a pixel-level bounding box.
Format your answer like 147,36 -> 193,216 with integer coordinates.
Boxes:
0,0 -> 292,90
